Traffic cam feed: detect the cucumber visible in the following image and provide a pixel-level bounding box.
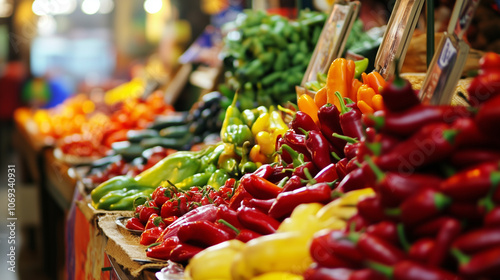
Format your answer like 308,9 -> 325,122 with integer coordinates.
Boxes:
127,129 -> 159,143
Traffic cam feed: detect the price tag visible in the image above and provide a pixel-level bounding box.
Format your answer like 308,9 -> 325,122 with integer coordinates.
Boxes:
373,0 -> 425,79
448,0 -> 480,39
301,1 -> 360,86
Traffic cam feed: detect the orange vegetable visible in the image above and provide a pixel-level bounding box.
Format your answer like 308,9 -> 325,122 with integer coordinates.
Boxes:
362,71 -> 386,94
314,86 -> 328,108
346,59 -> 356,101
357,100 -> 375,115
357,84 -> 376,107
351,79 -> 363,102
372,94 -> 384,111
326,58 -> 349,109
298,94 -> 320,125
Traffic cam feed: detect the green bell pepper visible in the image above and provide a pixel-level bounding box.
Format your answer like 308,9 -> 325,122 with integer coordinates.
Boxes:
207,169 -> 230,190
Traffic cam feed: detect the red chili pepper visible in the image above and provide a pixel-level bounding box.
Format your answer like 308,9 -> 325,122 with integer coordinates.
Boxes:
452,117 -> 499,149
450,149 -> 500,169
468,69 -> 500,106
144,213 -> 166,230
348,269 -> 389,280
126,217 -> 145,231
246,198 -> 275,213
253,164 -> 275,179
318,103 -> 347,154
278,131 -> 312,164
337,162 -> 376,193
293,161 -> 319,179
427,217 -> 461,267
380,62 -> 420,112
140,226 -> 165,245
336,91 -> 365,141
345,158 -> 362,174
135,200 -> 160,224
237,206 -> 280,235
349,232 -> 406,265
240,173 -> 282,200
364,105 -> 474,137
370,260 -> 460,280
366,221 -> 399,246
374,123 -> 460,173
303,265 -> 353,280
336,158 -> 349,179
281,175 -> 304,193
440,161 -> 500,202
408,238 -> 436,263
268,183 -> 333,220
453,246 -> 500,278
157,204 -> 217,242
346,213 -> 371,232
216,219 -> 262,243
344,142 -> 361,161
146,236 -> 179,260
228,184 -> 252,210
357,196 -> 391,223
266,164 -> 290,184
452,228 -> 500,254
215,204 -> 242,230
177,220 -> 233,247
475,94 -> 500,137
446,201 -> 484,221
292,111 -> 320,133
310,229 -> 365,266
484,206 -> 500,228
311,163 -> 339,184
306,130 -> 336,169
394,188 -> 452,227
152,185 -> 178,208
169,242 -> 204,263
365,157 -> 441,207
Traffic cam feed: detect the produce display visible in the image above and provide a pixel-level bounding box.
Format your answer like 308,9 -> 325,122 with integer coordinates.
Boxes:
221,9 -> 327,108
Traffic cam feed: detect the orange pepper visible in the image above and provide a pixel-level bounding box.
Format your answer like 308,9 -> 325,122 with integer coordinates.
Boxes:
357,100 -> 374,115
362,71 -> 386,94
351,79 -> 363,103
314,86 -> 328,108
298,94 -> 320,125
346,59 -> 356,101
371,94 -> 384,111
326,58 -> 349,109
357,84 -> 376,108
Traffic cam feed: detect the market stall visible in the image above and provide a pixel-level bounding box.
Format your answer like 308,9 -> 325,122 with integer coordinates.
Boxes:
9,0 -> 500,279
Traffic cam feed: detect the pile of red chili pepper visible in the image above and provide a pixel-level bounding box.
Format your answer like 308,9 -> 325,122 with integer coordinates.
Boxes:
303,59 -> 500,279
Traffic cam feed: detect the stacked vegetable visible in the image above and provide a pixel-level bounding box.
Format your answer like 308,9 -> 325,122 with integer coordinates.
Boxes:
304,54 -> 500,279
221,10 -> 327,108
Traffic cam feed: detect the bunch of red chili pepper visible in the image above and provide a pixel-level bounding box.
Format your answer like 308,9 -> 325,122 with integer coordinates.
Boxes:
303,58 -> 500,279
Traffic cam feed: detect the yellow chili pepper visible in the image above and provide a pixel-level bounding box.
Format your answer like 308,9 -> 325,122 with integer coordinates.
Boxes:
251,112 -> 270,136
372,94 -> 385,111
297,94 -> 319,125
362,71 -> 386,94
357,100 -> 375,115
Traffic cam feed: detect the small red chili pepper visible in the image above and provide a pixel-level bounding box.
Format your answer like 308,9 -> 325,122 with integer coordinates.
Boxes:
216,219 -> 262,243
278,131 -> 312,164
177,220 -> 233,247
475,94 -> 500,138
452,228 -> 500,254
306,130 -> 336,170
266,164 -> 290,184
228,183 -> 252,211
157,204 -> 217,242
440,160 -> 500,202
452,246 -> 500,278
215,204 -> 242,230
345,158 -> 362,174
336,91 -> 365,141
348,232 -> 407,265
253,164 -> 275,179
237,206 -> 280,235
335,158 -> 349,179
140,226 -> 165,245
337,162 -> 376,193
452,117 -> 499,149
343,142 -> 361,161
126,217 -> 145,231
145,236 -> 179,260
484,206 -> 500,228
293,161 -> 319,179
468,53 -> 500,106
393,188 -> 452,227
446,201 -> 484,221
152,185 -> 177,208
427,217 -> 461,267
246,198 -> 275,213
375,123 -> 460,173
450,148 -> 500,169
144,213 -> 166,230
292,111 -> 320,133
348,268 -> 389,280
366,221 -> 399,246
239,174 -> 282,200
364,105 -> 474,137
281,175 -> 304,193
408,238 -> 436,263
135,200 -> 160,224
365,156 -> 441,207
311,163 -> 339,185
169,242 -> 204,263
268,183 -> 333,220
380,61 -> 420,112
318,103 -> 346,156
369,260 -> 460,280
310,229 -> 366,266
357,196 -> 391,223
303,265 -> 353,280
346,213 -> 371,232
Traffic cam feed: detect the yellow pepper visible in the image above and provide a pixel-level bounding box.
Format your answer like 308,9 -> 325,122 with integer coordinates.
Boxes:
251,272 -> 303,280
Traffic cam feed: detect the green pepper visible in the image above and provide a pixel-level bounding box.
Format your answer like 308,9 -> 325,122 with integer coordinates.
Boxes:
241,109 -> 258,128
220,94 -> 242,141
199,144 -> 224,172
90,176 -> 140,204
354,58 -> 369,79
95,188 -> 145,210
207,169 -> 230,190
220,157 -> 239,177
135,150 -> 205,187
174,166 -> 215,190
223,124 -> 253,146
108,189 -> 154,211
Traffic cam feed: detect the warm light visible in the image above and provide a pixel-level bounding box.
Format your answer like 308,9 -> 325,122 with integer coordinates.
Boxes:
32,0 -> 77,16
144,0 -> 163,14
99,0 -> 114,14
81,0 -> 101,15
0,0 -> 13,18
37,15 -> 57,36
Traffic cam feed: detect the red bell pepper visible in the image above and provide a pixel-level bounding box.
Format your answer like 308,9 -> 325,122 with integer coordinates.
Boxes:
239,174 -> 282,200
292,111 -> 320,133
408,238 -> 436,263
365,105 -> 474,137
452,246 -> 500,278
268,183 -> 333,220
169,242 -> 204,263
380,61 -> 420,112
146,236 -> 179,260
336,91 -> 365,141
306,130 -> 336,169
177,220 -> 233,247
452,228 -> 500,254
393,188 -> 452,227
236,206 -> 280,235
